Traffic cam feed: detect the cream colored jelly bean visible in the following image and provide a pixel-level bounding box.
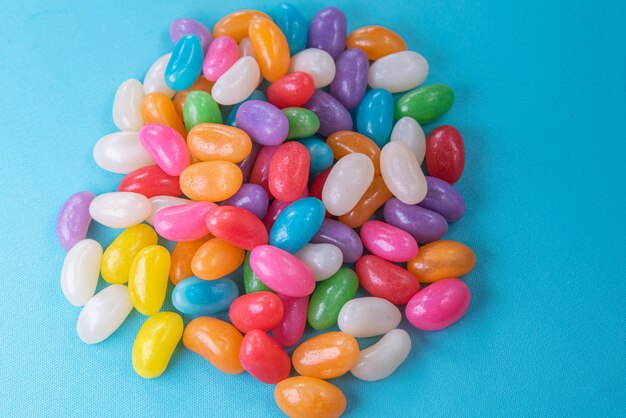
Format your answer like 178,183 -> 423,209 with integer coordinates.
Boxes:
112,78 -> 145,131
93,131 -> 155,174
212,56 -> 260,105
390,116 -> 426,163
368,51 -> 429,93
350,329 -> 411,381
61,239 -> 102,306
143,53 -> 175,98
89,192 -> 151,228
76,284 -> 133,344
238,37 -> 256,58
337,297 -> 402,337
380,141 -> 427,205
289,48 -> 336,88
295,243 -> 343,281
322,153 -> 374,216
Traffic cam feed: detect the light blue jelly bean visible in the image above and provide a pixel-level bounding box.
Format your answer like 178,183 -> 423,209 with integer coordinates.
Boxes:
171,276 -> 239,315
269,197 -> 326,253
226,90 -> 267,126
165,34 -> 204,91
296,137 -> 334,174
272,3 -> 308,55
356,88 -> 394,148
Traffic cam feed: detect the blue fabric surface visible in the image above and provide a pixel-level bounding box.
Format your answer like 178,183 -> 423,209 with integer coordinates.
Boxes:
1,0 -> 625,417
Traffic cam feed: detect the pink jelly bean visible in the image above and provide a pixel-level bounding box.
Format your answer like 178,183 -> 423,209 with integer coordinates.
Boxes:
249,245 -> 315,297
250,145 -> 280,195
153,201 -> 216,242
360,220 -> 419,262
56,191 -> 95,250
271,294 -> 309,347
202,36 -> 240,81
405,278 -> 471,331
263,186 -> 308,230
139,123 -> 190,176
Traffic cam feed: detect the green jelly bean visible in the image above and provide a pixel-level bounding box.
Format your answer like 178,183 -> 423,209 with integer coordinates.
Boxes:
283,107 -> 320,139
183,90 -> 222,131
243,251 -> 272,294
307,268 -> 359,330
394,84 -> 454,124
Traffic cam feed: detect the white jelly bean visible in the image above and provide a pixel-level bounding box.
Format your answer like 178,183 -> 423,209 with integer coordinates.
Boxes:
350,329 -> 412,381
212,56 -> 261,106
76,284 -> 133,344
89,192 -> 151,228
322,153 -> 374,216
93,131 -> 155,174
368,51 -> 429,93
295,243 -> 343,282
380,141 -> 427,205
338,297 -> 402,337
239,37 -> 256,59
390,117 -> 426,163
143,53 -> 176,98
146,196 -> 192,225
289,48 -> 336,88
112,79 -> 144,131
60,239 -> 103,306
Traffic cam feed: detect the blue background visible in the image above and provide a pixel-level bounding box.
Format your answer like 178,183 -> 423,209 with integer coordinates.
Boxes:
1,0 -> 624,416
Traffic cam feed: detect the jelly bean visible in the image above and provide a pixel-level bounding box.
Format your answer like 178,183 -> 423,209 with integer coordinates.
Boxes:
272,3 -> 307,55
308,167 -> 331,203
295,138 -> 333,173
143,53 -> 175,98
170,237 -> 210,285
118,166 -> 181,198
283,108 -> 320,139
183,91 -> 222,130
146,195 -> 191,225
179,161 -> 243,202
269,142 -> 310,202
350,329 -> 411,381
212,56 -> 261,106
274,376 -> 347,418
311,219 -> 363,263
183,317 -> 244,374
187,123 -> 252,163
250,245 -> 315,297
369,51 -> 429,93
165,34 -> 204,91
238,37 -> 255,58
380,141 -> 427,205
329,48 -> 369,110
346,25 -> 407,60
250,145 -> 279,194
57,191 -> 95,251
128,245 -> 171,315
173,75 -> 215,117
295,243 -> 343,282
139,123 -> 189,176
236,100 -> 289,146
76,284 -> 133,344
390,116 -> 426,163
383,197 -> 448,244
243,251 -> 272,293
356,255 -> 420,304
407,240 -> 476,283
426,125 -> 465,184
93,131 -> 155,174
338,297 -> 401,337
360,220 -> 418,262
169,18 -> 212,51
269,197 -> 325,253
172,276 -> 239,315
303,90 -> 353,137
206,206 -> 268,250
292,332 -> 359,380
154,201 -> 216,242
202,36 -> 239,81
326,131 -> 381,174
140,92 -> 186,137
113,79 -> 144,131
89,192 -> 151,228
419,176 -> 466,221
406,278 -> 471,330
307,268 -> 359,330
132,312 -> 183,378
61,239 -> 102,306
322,153 -> 374,216
212,10 -> 270,43
263,186 -> 308,230
249,17 -> 290,82
289,48 -> 336,88
239,329 -> 291,384
229,291 -> 284,333
308,7 -> 346,60
395,83 -> 454,124
272,294 -> 308,347
238,142 -> 262,182
221,183 -> 269,220
338,175 -> 392,228
357,88 -> 394,148
267,72 -> 315,109
191,237 -> 245,280
101,224 -> 158,284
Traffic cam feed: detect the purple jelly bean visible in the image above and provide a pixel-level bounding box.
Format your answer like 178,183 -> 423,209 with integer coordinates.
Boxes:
221,183 -> 269,220
383,198 -> 448,244
330,48 -> 369,110
56,191 -> 96,250
238,142 -> 262,183
236,100 -> 289,146
419,176 -> 466,221
169,18 -> 212,52
307,7 -> 347,60
304,90 -> 353,137
311,219 -> 363,263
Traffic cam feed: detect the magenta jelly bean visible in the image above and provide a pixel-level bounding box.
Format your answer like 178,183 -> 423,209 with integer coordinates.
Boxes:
268,142 -> 310,202
169,18 -> 212,52
263,187 -> 308,230
221,183 -> 269,220
360,220 -> 418,262
405,278 -> 471,330
203,36 -> 239,81
139,123 -> 190,176
57,191 -> 96,251
249,245 -> 315,297
311,219 -> 363,263
272,294 -> 309,347
250,145 -> 279,194
154,201 -> 216,242
304,90 -> 353,137
238,142 -> 262,183
236,101 -> 289,146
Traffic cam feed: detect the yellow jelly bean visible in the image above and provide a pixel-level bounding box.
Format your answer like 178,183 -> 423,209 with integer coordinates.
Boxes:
132,312 -> 183,379
249,17 -> 290,82
128,245 -> 171,315
101,224 -> 158,284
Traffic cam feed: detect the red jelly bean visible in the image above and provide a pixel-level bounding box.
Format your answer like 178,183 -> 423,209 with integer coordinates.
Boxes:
250,145 -> 280,195
118,165 -> 181,198
229,291 -> 284,333
206,206 -> 268,250
239,329 -> 291,384
355,255 -> 421,304
268,142 -> 310,202
267,71 -> 315,109
309,167 -> 333,218
425,125 -> 465,184
263,186 -> 308,230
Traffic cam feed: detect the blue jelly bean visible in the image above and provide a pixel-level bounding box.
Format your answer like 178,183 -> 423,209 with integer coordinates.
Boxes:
165,34 -> 204,91
296,137 -> 334,174
356,88 -> 394,148
171,276 -> 239,315
272,3 -> 308,55
269,197 -> 325,253
226,90 -> 267,126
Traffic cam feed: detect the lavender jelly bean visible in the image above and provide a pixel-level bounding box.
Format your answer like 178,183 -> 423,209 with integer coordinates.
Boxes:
57,192 -> 96,250
238,142 -> 262,183
311,219 -> 363,263
236,100 -> 289,146
307,7 -> 347,60
221,183 -> 269,220
383,197 -> 448,244
330,48 -> 369,110
169,18 -> 212,52
419,176 -> 466,221
304,91 -> 353,137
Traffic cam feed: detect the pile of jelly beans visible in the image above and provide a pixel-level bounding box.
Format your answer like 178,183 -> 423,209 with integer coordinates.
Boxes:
57,5 -> 476,417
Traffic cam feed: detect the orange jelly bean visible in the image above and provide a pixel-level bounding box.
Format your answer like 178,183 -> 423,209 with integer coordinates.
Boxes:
179,161 -> 243,202
173,76 -> 215,118
183,317 -> 244,374
346,25 -> 407,61
141,92 -> 186,137
339,175 -> 392,228
274,376 -> 347,418
249,18 -> 290,82
326,131 -> 381,174
187,123 -> 252,163
212,10 -> 270,42
407,240 -> 476,283
191,237 -> 245,280
292,332 -> 359,380
170,236 -> 211,285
